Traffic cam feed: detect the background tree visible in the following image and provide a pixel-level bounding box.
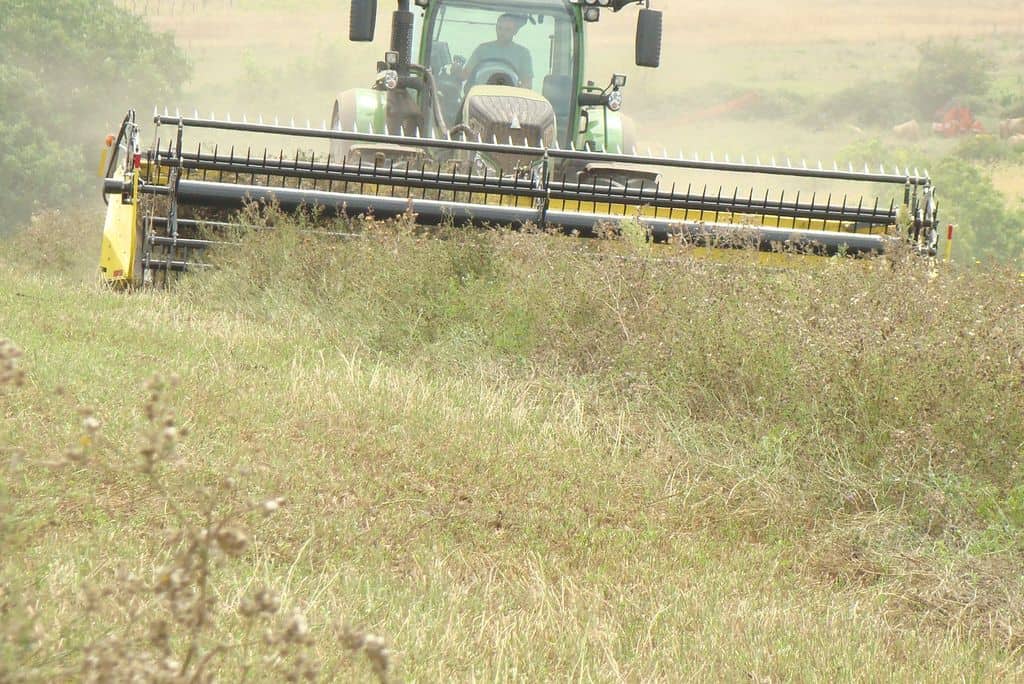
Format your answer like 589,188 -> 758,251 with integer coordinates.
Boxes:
0,0 -> 189,233
911,39 -> 992,117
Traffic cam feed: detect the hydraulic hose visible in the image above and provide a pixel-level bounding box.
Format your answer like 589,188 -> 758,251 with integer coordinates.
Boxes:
409,64 -> 450,138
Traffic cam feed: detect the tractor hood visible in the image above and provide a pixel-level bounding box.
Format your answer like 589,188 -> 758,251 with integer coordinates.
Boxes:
462,85 -> 557,149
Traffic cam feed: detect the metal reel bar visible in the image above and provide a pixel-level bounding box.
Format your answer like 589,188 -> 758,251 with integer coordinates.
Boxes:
154,114 -> 932,187
150,151 -> 900,229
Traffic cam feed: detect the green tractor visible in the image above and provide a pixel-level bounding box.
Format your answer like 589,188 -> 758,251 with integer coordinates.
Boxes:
331,0 -> 663,183
97,1 -> 939,285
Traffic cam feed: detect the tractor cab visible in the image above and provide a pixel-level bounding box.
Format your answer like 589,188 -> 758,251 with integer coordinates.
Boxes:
423,2 -> 578,146
94,1 -> 942,287
340,0 -> 663,167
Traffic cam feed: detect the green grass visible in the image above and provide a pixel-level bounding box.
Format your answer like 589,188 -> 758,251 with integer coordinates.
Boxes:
3,1 -> 1024,677
2,210 -> 1023,679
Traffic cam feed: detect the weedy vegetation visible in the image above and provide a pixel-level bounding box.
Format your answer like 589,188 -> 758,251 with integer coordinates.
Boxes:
2,0 -> 1024,679
2,208 -> 1023,680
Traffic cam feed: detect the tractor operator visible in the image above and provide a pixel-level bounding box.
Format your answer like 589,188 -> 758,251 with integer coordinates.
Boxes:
453,13 -> 533,90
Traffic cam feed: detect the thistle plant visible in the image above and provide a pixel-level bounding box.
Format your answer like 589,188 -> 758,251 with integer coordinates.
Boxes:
0,345 -> 392,682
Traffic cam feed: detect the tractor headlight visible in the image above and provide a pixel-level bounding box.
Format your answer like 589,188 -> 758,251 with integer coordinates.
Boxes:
384,51 -> 400,67
583,7 -> 600,21
607,89 -> 623,112
612,73 -> 627,89
378,70 -> 399,90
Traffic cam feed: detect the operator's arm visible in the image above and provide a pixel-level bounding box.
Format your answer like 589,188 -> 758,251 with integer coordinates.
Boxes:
454,46 -> 483,82
518,45 -> 533,89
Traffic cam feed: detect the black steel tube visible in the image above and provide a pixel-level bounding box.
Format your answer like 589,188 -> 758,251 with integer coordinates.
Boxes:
148,236 -> 220,249
142,258 -> 191,272
158,179 -> 888,255
104,178 -> 170,196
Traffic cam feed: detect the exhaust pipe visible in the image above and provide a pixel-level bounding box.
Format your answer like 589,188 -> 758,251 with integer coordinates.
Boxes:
391,1 -> 414,75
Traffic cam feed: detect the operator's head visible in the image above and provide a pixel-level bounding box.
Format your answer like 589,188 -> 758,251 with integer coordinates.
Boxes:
496,14 -> 525,45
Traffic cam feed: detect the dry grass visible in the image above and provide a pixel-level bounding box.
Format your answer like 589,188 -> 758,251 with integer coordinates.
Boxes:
992,163 -> 1024,205
2,212 -> 1023,679
4,1 -> 1024,678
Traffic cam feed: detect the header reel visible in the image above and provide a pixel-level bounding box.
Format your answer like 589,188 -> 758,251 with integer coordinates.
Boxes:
98,109 -> 938,286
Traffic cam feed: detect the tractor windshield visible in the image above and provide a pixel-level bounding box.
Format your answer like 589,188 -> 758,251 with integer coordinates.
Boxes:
425,1 -> 577,144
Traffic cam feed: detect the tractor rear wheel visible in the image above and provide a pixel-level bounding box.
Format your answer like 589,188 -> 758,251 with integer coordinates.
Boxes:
329,91 -> 359,162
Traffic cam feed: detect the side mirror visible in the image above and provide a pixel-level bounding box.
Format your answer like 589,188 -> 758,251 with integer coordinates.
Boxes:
635,8 -> 662,68
350,0 -> 377,42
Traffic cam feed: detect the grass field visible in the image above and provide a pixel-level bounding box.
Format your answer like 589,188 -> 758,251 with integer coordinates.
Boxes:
3,1 -> 1024,680
2,209 -> 1023,680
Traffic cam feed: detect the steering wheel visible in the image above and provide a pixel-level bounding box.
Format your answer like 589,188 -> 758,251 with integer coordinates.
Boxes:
465,58 -> 521,92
